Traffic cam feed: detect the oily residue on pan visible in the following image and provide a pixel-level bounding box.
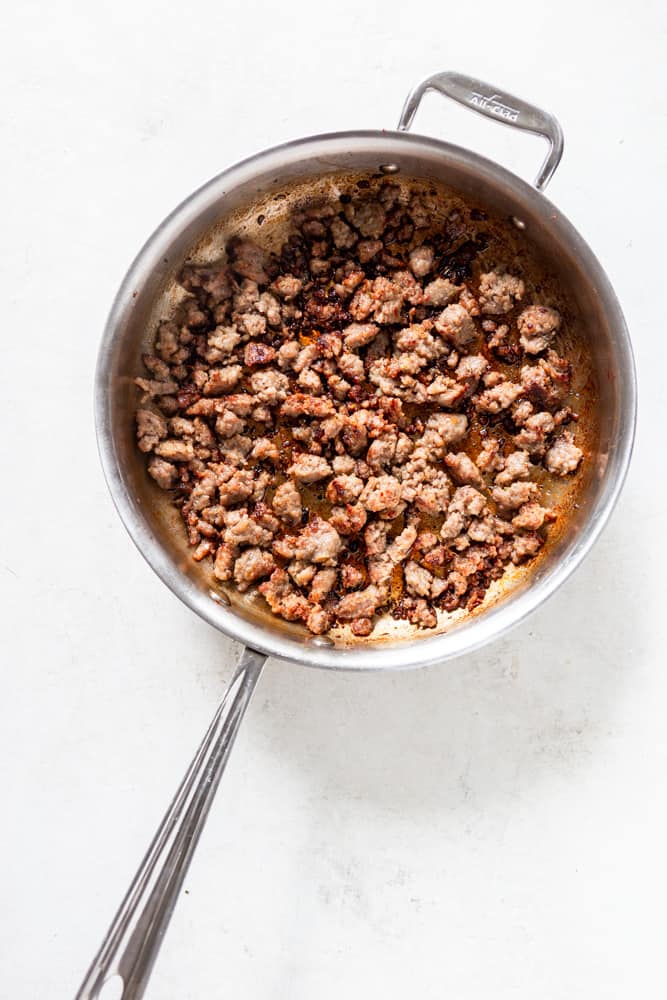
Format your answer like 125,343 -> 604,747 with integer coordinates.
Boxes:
132,171 -> 599,646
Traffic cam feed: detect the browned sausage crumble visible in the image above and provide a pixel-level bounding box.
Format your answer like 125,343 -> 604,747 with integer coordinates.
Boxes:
135,180 -> 585,637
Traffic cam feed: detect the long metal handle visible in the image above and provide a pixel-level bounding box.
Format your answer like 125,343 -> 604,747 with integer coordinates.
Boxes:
398,70 -> 564,191
76,645 -> 267,1000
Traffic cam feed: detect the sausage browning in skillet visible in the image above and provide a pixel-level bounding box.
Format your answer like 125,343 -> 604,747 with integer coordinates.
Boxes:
134,179 -> 585,636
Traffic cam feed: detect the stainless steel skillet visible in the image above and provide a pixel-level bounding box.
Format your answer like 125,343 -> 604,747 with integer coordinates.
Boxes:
79,72 -> 636,999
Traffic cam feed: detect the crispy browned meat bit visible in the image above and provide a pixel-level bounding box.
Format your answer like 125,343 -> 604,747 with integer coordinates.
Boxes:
134,180 -> 586,636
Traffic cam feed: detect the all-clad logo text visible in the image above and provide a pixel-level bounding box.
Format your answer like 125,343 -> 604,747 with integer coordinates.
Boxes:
469,92 -> 519,122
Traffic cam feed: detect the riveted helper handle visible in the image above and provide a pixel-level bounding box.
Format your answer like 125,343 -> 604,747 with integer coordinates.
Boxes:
76,645 -> 266,1000
398,71 -> 564,191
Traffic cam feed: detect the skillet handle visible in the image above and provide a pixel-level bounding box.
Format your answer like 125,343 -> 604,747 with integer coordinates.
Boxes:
75,645 -> 266,1000
398,70 -> 564,191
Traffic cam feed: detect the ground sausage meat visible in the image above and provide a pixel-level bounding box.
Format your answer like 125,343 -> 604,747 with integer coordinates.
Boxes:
135,177 -> 587,636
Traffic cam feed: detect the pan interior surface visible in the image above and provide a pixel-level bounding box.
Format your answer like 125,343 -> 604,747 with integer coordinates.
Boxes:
97,132 -> 634,669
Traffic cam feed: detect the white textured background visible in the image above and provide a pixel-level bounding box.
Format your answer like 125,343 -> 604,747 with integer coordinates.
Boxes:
1,1 -> 665,997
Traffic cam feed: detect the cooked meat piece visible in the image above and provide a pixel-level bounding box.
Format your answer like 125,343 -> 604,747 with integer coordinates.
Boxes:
367,433 -> 397,470
404,598 -> 438,629
271,274 -> 302,300
233,549 -> 276,591
544,431 -> 583,476
512,399 -> 534,427
326,475 -> 364,504
335,585 -> 381,620
449,485 -> 487,517
244,343 -> 276,367
166,415 -> 193,437
136,409 -> 168,453
272,481 -> 302,525
223,511 -> 274,548
181,262 -> 232,304
250,369 -> 290,406
359,475 -> 402,513
343,322 -> 380,350
259,569 -> 310,621
495,450 -> 532,487
440,510 -> 465,541
238,312 -> 267,337
513,412 -> 556,456
341,414 -> 368,456
331,454 -> 356,475
414,469 -> 451,515
434,303 -> 477,348
219,469 -> 255,506
341,564 -> 366,589
476,381 -> 524,414
330,216 -> 358,249
329,503 -> 368,535
203,366 -> 243,397
520,359 -> 568,410
337,352 -> 364,381
148,455 -> 178,489
287,454 -> 333,484
215,410 -> 246,438
297,368 -> 323,394
423,276 -> 461,307
281,394 -> 335,419
310,568 -> 338,603
316,332 -> 343,359
134,377 -> 179,400
423,374 -> 465,408
394,322 -> 442,361
154,321 -> 181,361
467,516 -> 500,544
213,543 -> 235,581
306,606 -> 333,635
221,434 -> 253,467
344,198 -> 386,237
357,239 -> 383,262
257,292 -> 282,327
512,502 -> 550,531
510,532 -> 543,564
476,437 -> 502,473
190,471 -> 219,512
386,525 -> 417,562
492,481 -> 540,511
154,438 -> 195,462
294,517 -> 342,563
456,354 -> 488,387
405,560 -> 434,598
350,617 -> 373,637
444,452 -> 483,488
478,271 -> 525,314
228,237 -> 270,284
250,438 -> 279,463
288,560 -> 318,588
142,353 -> 172,380
409,245 -> 434,278
426,412 -> 468,447
486,322 -> 510,350
364,521 -> 388,556
277,341 -> 300,369
518,305 -> 561,354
